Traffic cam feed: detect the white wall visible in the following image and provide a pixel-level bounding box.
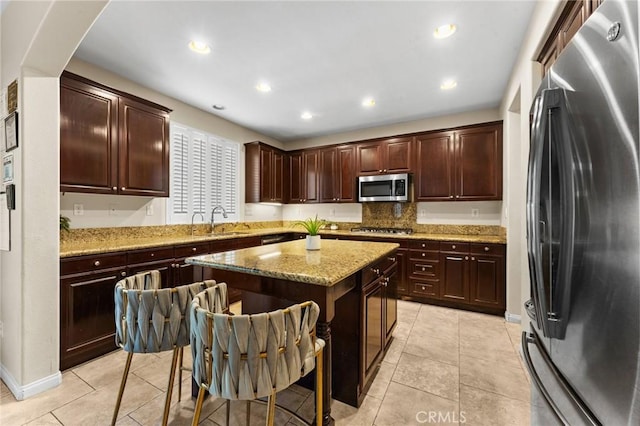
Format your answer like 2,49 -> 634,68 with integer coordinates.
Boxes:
417,201 -> 502,225
1,0 -> 108,399
499,0 -> 562,322
288,108 -> 501,150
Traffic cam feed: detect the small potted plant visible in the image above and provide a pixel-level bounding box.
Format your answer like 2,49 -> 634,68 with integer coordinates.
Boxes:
294,214 -> 325,250
60,215 -> 71,233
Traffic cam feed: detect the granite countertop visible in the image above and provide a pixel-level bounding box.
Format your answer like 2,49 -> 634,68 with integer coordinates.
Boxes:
186,239 -> 399,286
60,226 -> 505,258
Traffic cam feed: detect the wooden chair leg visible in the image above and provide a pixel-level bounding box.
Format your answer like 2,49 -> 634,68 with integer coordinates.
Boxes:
246,400 -> 251,426
226,400 -> 231,426
191,385 -> 207,426
178,347 -> 184,402
111,352 -> 134,426
265,390 -> 276,426
162,347 -> 180,425
316,348 -> 323,426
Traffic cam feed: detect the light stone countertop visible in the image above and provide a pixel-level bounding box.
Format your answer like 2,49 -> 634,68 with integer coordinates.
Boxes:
60,226 -> 505,258
186,239 -> 399,286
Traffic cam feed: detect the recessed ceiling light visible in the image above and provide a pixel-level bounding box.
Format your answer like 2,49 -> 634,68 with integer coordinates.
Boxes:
440,79 -> 458,90
212,104 -> 226,110
434,24 -> 457,39
255,82 -> 272,93
362,98 -> 376,107
188,40 -> 211,54
301,111 -> 313,120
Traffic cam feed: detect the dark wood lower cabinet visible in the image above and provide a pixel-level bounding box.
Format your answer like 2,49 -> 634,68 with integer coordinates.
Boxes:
60,253 -> 127,370
362,277 -> 384,385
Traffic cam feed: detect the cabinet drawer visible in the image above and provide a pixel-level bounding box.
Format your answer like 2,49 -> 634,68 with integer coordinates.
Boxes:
174,242 -> 211,258
127,246 -> 174,264
410,249 -> 439,260
410,259 -> 440,279
440,242 -> 470,253
408,240 -> 439,250
61,252 -> 127,276
410,279 -> 440,297
470,243 -> 505,256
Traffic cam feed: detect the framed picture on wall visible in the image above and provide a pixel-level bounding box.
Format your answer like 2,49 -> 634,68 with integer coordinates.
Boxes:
4,112 -> 18,152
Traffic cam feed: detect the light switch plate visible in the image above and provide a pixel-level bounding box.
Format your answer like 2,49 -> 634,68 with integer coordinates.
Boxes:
73,204 -> 84,216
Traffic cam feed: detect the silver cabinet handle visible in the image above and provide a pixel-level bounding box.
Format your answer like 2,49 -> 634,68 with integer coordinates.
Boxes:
449,195 -> 454,199
121,271 -> 126,277
112,186 -> 117,191
471,257 -> 475,261
422,253 -> 426,257
452,245 -> 456,249
421,267 -> 425,271
421,243 -> 426,248
378,169 -> 383,173
150,253 -> 155,257
94,260 -> 100,266
421,285 -> 425,290
192,247 -> 197,251
383,169 -> 387,172
484,246 -> 490,252
121,187 -> 126,191
465,256 -> 469,260
388,257 -> 396,262
455,195 -> 460,198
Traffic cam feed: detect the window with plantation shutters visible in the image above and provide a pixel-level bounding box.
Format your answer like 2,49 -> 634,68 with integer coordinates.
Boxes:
168,123 -> 240,224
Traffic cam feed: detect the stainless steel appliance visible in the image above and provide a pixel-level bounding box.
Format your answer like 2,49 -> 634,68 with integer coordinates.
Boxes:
358,173 -> 410,202
522,1 -> 640,424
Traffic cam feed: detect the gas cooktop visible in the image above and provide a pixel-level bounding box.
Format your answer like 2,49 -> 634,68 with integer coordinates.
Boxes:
350,227 -> 414,235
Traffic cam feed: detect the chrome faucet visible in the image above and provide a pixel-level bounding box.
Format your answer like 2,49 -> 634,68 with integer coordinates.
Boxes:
210,205 -> 228,234
191,212 -> 205,236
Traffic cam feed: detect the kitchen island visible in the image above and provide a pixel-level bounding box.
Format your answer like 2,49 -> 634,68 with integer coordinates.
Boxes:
186,239 -> 399,426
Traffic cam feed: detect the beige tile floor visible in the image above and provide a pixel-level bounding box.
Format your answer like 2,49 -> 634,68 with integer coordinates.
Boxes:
0,300 -> 530,425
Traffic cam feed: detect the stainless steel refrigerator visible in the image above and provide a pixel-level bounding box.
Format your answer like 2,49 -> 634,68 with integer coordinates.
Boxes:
522,0 -> 640,424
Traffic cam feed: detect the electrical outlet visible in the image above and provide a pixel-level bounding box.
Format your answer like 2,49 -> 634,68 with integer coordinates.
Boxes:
109,204 -> 117,216
471,208 -> 479,217
73,204 -> 84,216
146,205 -> 154,216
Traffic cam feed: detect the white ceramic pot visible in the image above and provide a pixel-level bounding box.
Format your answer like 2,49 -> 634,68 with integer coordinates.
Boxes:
306,235 -> 321,250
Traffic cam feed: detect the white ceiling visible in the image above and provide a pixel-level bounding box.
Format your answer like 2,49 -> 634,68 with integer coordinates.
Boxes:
73,1 -> 536,142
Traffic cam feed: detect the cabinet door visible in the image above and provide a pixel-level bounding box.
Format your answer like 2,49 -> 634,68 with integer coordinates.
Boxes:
384,267 -> 398,347
469,254 -> 505,309
395,248 -> 408,296
559,0 -> 587,49
289,152 -> 304,203
272,150 -> 285,203
384,137 -> 413,173
415,132 -> 454,200
260,147 -> 274,202
319,148 -> 337,202
356,142 -> 384,175
336,145 -> 356,202
173,262 -> 204,287
60,267 -> 125,370
119,97 -> 170,196
455,124 -> 502,200
304,150 -> 320,203
362,280 -> 384,382
440,252 -> 469,302
60,76 -> 119,194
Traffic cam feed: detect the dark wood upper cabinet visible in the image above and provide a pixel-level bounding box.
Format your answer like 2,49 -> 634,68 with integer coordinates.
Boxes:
60,75 -> 119,194
319,144 -> 356,203
537,0 -> 601,76
60,72 -> 171,196
289,149 -> 319,203
245,141 -> 286,203
455,124 -> 502,200
415,131 -> 454,200
416,122 -> 502,201
356,137 -> 412,175
118,97 -> 170,197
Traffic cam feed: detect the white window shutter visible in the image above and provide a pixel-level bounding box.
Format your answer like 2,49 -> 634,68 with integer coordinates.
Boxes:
167,122 -> 240,224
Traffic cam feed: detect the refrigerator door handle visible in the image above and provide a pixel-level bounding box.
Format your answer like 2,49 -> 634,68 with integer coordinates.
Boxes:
522,332 -> 602,426
527,93 -> 551,336
521,331 -> 568,425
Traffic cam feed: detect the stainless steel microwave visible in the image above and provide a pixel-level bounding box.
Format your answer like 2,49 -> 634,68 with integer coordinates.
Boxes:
358,173 -> 411,202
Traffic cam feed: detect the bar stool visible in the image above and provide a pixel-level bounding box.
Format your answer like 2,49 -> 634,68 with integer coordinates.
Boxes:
189,282 -> 325,426
111,271 -> 226,426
